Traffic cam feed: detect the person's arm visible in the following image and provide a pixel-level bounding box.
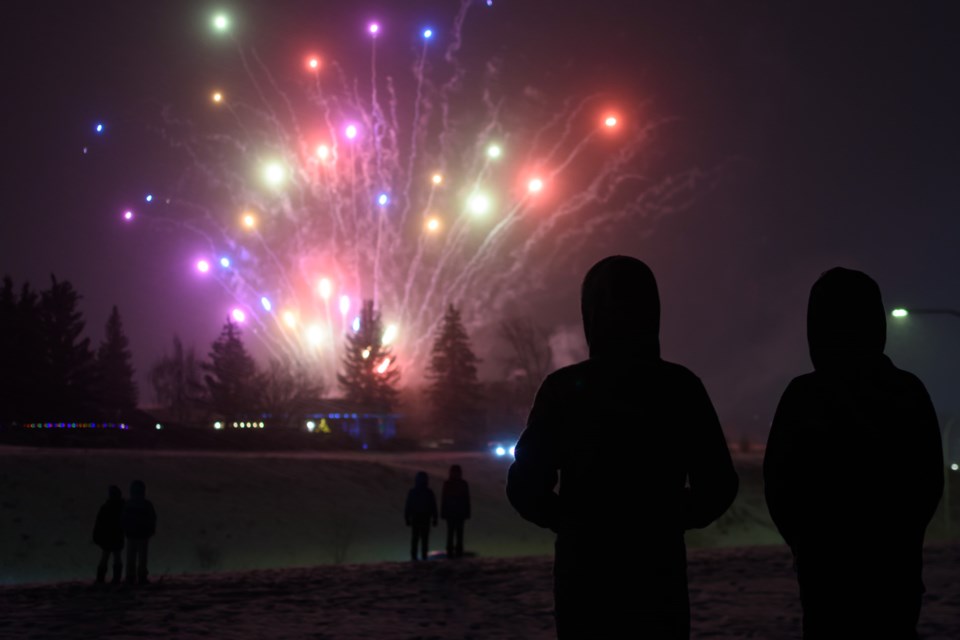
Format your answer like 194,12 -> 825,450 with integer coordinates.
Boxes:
684,377 -> 738,530
763,380 -> 802,549
506,376 -> 561,533
907,377 -> 945,528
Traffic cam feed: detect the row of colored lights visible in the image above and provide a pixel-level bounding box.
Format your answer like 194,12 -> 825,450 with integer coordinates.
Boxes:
25,422 -> 130,430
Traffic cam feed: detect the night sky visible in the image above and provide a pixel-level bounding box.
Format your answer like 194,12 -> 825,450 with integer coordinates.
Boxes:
2,1 -> 958,437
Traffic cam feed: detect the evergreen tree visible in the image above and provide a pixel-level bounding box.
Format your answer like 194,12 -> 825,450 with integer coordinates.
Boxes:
38,276 -> 95,419
426,304 -> 484,441
95,305 -> 138,418
203,319 -> 261,418
149,335 -> 206,424
337,300 -> 400,411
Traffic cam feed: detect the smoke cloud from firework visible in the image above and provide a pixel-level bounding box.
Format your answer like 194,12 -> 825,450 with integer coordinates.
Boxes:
115,2 -> 703,386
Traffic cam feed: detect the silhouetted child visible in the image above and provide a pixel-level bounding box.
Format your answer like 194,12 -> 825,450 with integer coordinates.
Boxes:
441,464 -> 471,558
122,480 -> 157,585
404,471 -> 437,561
764,268 -> 944,638
92,485 -> 125,584
507,256 -> 738,639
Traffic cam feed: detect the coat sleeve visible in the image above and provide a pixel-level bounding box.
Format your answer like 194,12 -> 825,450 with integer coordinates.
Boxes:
683,377 -> 739,530
763,379 -> 802,549
906,377 -> 945,529
506,376 -> 561,533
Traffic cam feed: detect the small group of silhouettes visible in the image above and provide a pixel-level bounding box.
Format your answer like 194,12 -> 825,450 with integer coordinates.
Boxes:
92,479 -> 157,585
404,464 -> 471,560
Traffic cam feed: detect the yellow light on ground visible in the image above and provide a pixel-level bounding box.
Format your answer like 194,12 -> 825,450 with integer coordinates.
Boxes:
891,308 -> 909,318
318,277 -> 332,300
431,173 -> 443,185
425,216 -> 441,233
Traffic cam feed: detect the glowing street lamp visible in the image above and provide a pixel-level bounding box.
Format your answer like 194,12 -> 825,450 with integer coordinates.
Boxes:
891,308 -> 909,318
306,56 -> 321,71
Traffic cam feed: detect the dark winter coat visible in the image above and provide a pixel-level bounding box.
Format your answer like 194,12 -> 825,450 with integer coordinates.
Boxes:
122,480 -> 157,540
764,268 -> 944,636
92,487 -> 125,551
441,466 -> 471,521
507,256 -> 738,638
405,472 -> 438,526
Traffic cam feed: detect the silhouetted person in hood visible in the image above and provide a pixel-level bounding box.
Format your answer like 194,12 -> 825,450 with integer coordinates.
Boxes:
507,255 -> 738,638
122,480 -> 156,585
92,485 -> 124,584
405,471 -> 437,560
441,464 -> 471,558
764,268 -> 943,639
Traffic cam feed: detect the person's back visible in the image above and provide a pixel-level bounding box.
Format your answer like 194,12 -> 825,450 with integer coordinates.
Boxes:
405,471 -> 437,560
441,464 -> 471,557
764,268 -> 943,638
507,256 -> 738,638
122,480 -> 156,584
92,485 -> 125,583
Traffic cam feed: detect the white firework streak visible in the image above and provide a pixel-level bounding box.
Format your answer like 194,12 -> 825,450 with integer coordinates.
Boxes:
147,1 -> 712,388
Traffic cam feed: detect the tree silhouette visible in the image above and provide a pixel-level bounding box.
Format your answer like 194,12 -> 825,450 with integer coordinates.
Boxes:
426,304 -> 484,442
338,300 -> 399,411
149,335 -> 206,424
95,306 -> 138,418
203,319 -> 261,418
38,276 -> 95,419
261,357 -> 325,425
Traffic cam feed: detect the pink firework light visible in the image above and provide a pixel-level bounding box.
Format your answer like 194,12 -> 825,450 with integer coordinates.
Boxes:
135,11 -> 697,386
231,308 -> 246,323
123,210 -> 134,221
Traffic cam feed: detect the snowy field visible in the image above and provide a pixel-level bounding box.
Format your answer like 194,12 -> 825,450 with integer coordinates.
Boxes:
1,446 -> 958,638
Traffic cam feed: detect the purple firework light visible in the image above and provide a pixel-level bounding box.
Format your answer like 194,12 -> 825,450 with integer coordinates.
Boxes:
122,1 -> 704,384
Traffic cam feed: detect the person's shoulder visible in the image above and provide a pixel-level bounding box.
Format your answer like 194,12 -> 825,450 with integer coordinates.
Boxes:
656,360 -> 710,389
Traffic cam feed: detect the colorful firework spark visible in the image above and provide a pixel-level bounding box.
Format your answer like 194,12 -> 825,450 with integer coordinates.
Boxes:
114,2 -> 704,386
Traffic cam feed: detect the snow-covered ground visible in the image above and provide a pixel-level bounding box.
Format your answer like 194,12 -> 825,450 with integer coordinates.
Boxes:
2,545 -> 957,639
2,446 -> 957,638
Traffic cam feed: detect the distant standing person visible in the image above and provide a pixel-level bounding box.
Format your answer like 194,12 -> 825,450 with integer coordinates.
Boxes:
405,471 -> 438,561
764,268 -> 944,639
441,464 -> 471,558
122,480 -> 157,585
507,255 -> 738,639
92,485 -> 125,584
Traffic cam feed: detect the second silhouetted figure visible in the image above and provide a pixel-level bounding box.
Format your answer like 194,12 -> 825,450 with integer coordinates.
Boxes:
405,471 -> 438,561
764,268 -> 944,639
441,464 -> 471,558
122,479 -> 157,585
507,255 -> 738,639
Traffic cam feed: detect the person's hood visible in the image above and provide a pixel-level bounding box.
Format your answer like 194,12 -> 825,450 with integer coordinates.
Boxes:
807,267 -> 887,374
130,480 -> 147,499
581,255 -> 660,360
415,471 -> 429,489
448,465 -> 462,481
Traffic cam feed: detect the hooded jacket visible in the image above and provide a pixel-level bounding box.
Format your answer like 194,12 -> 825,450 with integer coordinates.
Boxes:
441,465 -> 471,521
764,268 -> 943,630
122,480 -> 157,540
506,256 -> 738,634
405,471 -> 438,526
92,486 -> 125,551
